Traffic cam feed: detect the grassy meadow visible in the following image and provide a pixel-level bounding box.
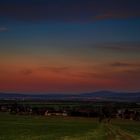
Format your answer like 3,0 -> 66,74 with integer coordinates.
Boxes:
0,113 -> 140,140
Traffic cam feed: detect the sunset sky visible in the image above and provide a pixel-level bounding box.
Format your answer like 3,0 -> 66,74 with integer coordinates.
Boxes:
0,0 -> 140,93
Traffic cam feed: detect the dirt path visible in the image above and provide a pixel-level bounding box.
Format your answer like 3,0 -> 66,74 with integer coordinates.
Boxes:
62,123 -> 138,140
117,130 -> 134,140
106,124 -> 136,140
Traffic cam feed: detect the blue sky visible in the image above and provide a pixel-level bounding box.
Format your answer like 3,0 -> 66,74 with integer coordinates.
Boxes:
0,0 -> 140,93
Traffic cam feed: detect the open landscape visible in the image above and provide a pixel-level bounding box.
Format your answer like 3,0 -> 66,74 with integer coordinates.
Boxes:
0,0 -> 140,139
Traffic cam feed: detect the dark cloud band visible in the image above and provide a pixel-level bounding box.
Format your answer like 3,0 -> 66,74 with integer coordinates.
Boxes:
110,62 -> 140,67
0,0 -> 140,22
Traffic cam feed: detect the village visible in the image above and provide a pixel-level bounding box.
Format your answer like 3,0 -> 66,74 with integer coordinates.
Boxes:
0,101 -> 140,121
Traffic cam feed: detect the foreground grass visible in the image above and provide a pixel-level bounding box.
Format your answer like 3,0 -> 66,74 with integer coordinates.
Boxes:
0,113 -> 98,140
0,113 -> 140,140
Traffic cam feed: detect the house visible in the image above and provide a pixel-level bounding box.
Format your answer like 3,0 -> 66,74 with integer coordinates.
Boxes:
44,110 -> 68,116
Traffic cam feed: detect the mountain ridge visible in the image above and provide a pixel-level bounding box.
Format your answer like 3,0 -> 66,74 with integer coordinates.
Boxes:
0,91 -> 140,102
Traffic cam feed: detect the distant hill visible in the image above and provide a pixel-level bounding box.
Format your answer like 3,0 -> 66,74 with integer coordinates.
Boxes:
79,91 -> 140,102
0,91 -> 140,102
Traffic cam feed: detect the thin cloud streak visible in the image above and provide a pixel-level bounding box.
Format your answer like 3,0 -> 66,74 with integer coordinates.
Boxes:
0,27 -> 8,32
40,66 -> 69,73
21,69 -> 33,76
110,62 -> 140,68
96,42 -> 140,52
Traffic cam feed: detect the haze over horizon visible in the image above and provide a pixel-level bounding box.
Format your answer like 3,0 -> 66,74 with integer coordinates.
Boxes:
0,0 -> 140,94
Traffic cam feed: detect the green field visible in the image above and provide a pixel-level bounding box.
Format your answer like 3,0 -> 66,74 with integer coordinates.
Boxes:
0,113 -> 140,140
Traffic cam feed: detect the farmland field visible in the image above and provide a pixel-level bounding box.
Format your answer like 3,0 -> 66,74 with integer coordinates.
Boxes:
0,113 -> 140,140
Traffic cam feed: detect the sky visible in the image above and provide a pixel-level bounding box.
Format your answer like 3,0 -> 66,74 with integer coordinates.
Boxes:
0,0 -> 140,93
